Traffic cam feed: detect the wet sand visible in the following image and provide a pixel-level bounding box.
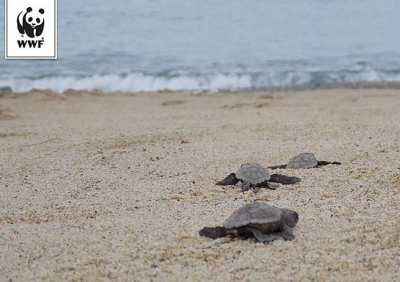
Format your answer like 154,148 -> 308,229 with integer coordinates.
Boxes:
0,89 -> 399,281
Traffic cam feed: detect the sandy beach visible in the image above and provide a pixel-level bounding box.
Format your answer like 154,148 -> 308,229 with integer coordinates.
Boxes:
0,89 -> 399,281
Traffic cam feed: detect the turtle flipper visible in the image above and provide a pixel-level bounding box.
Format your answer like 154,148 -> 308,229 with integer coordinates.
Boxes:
317,161 -> 341,167
216,173 -> 239,186
245,227 -> 280,242
241,181 -> 251,191
256,180 -> 278,190
281,225 -> 295,241
267,164 -> 287,170
270,174 -> 301,185
199,226 -> 227,239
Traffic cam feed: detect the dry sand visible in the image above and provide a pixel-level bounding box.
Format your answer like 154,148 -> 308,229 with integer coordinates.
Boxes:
0,89 -> 399,281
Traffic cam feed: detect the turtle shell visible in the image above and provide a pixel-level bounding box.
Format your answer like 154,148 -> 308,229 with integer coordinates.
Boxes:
223,202 -> 282,233
235,163 -> 270,185
286,153 -> 318,169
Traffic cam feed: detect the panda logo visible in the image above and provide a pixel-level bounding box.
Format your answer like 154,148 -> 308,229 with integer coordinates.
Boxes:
17,7 -> 45,38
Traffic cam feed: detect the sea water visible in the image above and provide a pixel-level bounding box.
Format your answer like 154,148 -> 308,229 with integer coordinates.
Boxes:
1,0 -> 400,92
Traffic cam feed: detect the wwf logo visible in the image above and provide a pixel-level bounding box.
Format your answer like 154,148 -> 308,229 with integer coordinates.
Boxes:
17,7 -> 45,38
5,0 -> 57,59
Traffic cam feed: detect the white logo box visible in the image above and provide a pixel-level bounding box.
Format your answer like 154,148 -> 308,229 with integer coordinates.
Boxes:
5,0 -> 57,59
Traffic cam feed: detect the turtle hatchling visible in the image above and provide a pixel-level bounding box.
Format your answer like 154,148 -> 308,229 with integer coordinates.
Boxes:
268,152 -> 341,170
216,163 -> 301,190
199,202 -> 299,242
237,163 -> 276,191
219,163 -> 276,191
287,153 -> 318,169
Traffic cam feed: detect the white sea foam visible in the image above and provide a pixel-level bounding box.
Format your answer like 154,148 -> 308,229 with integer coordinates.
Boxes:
1,69 -> 400,93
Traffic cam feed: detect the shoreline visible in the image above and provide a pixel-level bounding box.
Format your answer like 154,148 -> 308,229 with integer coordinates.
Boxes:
3,81 -> 400,96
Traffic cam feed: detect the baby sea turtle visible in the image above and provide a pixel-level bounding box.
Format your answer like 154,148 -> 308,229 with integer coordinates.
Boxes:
236,163 -> 276,191
199,202 -> 299,242
287,153 -> 318,169
217,163 -> 301,191
269,153 -> 341,170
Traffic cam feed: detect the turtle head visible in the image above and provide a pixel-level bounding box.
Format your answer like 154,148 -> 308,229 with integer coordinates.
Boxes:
282,209 -> 299,227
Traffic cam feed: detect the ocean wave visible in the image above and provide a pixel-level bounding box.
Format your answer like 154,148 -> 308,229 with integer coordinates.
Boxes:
1,69 -> 400,93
